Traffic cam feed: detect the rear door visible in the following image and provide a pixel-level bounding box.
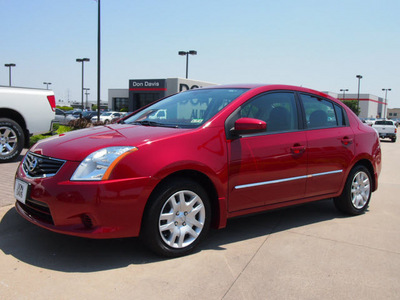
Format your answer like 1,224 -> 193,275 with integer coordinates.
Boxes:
299,93 -> 355,197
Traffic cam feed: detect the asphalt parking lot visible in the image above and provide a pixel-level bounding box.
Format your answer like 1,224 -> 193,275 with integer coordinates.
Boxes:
1,142 -> 399,299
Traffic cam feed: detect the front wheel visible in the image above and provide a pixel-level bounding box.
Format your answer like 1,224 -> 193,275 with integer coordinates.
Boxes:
334,165 -> 372,215
0,118 -> 25,163
141,178 -> 211,257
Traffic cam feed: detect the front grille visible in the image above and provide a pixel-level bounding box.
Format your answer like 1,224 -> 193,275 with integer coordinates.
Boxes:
22,152 -> 66,178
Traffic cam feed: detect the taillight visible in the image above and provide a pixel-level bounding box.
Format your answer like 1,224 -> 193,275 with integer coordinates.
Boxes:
47,95 -> 56,112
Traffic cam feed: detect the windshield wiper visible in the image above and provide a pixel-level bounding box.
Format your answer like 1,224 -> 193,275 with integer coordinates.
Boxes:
132,120 -> 178,128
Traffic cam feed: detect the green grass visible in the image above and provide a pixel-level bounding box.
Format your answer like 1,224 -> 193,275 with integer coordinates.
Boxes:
29,124 -> 72,147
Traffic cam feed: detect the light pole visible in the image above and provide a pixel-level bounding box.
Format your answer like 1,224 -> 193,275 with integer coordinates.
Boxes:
96,0 -> 101,119
356,75 -> 362,116
76,58 -> 90,109
84,88 -> 90,109
43,82 -> 52,89
382,88 -> 391,119
178,50 -> 197,78
340,88 -> 348,100
4,63 -> 16,86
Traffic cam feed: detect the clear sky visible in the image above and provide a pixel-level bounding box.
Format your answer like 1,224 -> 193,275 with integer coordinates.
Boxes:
1,0 -> 399,107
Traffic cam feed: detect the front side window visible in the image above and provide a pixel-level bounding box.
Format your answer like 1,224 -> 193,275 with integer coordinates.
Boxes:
239,92 -> 298,132
300,94 -> 341,129
124,88 -> 248,128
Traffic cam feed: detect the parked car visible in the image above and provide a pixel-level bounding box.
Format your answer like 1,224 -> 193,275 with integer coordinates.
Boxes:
391,118 -> 400,127
54,108 -> 77,125
14,84 -> 381,257
364,118 -> 377,126
372,119 -> 397,142
91,111 -> 122,123
81,111 -> 98,121
0,86 -> 55,162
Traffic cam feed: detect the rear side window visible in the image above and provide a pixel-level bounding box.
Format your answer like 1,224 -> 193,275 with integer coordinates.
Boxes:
300,94 -> 344,129
240,92 -> 298,132
334,104 -> 346,126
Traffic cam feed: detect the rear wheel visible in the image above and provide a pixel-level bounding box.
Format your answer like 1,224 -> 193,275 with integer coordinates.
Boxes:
141,178 -> 211,257
334,165 -> 372,215
0,118 -> 25,163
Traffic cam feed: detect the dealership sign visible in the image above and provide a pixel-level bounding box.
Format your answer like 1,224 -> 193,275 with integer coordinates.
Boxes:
129,79 -> 166,91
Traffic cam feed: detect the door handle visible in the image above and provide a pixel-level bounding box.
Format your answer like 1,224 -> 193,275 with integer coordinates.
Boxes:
290,144 -> 306,155
341,137 -> 353,146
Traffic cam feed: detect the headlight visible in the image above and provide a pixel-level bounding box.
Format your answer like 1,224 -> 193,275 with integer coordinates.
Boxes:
71,146 -> 138,181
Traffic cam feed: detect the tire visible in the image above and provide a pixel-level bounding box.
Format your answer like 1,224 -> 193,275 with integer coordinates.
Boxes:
0,118 -> 25,163
141,178 -> 211,257
334,165 -> 372,215
392,137 -> 396,143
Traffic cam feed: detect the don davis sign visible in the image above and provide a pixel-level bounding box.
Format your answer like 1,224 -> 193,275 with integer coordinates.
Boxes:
130,79 -> 166,89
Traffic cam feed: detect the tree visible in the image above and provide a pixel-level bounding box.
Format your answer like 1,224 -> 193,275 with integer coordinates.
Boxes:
341,100 -> 360,116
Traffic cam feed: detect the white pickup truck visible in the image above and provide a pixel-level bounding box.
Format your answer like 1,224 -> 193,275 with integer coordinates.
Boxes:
0,86 -> 56,162
372,119 -> 397,143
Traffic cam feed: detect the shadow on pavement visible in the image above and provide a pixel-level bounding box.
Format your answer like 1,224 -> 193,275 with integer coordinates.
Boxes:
0,199 -> 348,272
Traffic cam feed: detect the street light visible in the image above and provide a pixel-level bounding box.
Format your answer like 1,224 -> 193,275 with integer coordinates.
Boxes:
83,88 -> 90,109
96,0 -> 101,119
43,82 -> 52,89
178,50 -> 197,79
356,75 -> 363,116
76,58 -> 90,109
4,63 -> 16,86
382,88 -> 391,119
340,88 -> 349,100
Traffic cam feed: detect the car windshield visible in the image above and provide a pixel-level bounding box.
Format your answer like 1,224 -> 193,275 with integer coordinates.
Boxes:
101,112 -> 112,116
124,88 -> 248,128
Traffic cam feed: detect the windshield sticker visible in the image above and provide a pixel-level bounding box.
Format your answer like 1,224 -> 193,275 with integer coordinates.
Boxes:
191,119 -> 203,123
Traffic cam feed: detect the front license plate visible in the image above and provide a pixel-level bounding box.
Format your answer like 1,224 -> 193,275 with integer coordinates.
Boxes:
14,179 -> 29,204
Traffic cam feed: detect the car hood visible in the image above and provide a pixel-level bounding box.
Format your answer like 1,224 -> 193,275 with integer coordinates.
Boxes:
30,124 -> 190,161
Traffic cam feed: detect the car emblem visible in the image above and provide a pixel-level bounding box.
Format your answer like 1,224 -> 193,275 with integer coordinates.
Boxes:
26,155 -> 38,172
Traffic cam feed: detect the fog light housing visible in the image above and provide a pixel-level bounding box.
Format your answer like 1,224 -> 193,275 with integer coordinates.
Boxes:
81,214 -> 94,229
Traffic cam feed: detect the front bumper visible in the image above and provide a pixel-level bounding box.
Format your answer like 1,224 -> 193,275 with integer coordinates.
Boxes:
15,160 -> 155,239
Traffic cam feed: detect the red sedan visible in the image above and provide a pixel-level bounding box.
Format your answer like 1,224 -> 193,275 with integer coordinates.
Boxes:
14,84 -> 381,257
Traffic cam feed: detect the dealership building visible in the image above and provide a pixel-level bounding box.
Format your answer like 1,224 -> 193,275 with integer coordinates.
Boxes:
321,92 -> 387,119
108,78 -> 216,112
108,79 -> 390,119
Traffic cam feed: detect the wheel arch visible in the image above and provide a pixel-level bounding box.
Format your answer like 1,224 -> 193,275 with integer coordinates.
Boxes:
0,108 -> 29,147
141,169 -> 222,233
352,159 -> 377,192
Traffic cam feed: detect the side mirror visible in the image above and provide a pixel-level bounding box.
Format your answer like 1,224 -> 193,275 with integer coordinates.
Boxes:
232,118 -> 267,135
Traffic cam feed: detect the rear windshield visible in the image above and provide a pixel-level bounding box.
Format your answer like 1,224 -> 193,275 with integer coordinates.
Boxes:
375,120 -> 394,125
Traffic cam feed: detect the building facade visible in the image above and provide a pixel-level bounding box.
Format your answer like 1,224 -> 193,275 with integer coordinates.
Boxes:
325,92 -> 385,118
108,78 -> 216,112
388,108 -> 400,120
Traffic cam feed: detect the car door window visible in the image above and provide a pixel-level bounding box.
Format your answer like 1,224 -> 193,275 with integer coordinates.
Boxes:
240,92 -> 298,132
300,94 -> 341,129
334,104 -> 347,126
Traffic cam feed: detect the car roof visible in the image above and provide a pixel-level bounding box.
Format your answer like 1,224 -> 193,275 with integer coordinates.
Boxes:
200,84 -> 331,98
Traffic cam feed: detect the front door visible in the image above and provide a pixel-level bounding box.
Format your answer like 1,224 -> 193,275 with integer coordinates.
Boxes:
227,92 -> 308,212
